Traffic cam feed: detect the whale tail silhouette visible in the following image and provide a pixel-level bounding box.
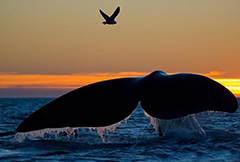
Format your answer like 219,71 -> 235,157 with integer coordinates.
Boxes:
17,71 -> 238,133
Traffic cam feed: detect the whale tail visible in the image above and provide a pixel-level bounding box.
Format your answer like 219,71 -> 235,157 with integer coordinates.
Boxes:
17,71 -> 238,133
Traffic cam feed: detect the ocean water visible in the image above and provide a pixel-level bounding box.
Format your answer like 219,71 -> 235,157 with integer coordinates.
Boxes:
0,98 -> 240,162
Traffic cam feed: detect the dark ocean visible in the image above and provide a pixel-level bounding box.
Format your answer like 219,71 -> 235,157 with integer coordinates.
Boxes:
0,98 -> 240,162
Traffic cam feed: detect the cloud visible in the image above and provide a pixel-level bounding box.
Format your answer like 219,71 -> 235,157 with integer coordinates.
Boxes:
202,71 -> 225,77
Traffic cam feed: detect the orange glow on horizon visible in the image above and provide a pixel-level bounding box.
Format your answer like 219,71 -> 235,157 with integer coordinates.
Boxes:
214,79 -> 240,97
0,72 -> 239,97
0,72 -> 148,89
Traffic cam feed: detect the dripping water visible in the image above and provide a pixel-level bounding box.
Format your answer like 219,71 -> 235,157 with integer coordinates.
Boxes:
14,114 -> 131,143
143,110 -> 206,137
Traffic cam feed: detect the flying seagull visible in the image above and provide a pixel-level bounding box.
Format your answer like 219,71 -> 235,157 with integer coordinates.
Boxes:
99,6 -> 120,25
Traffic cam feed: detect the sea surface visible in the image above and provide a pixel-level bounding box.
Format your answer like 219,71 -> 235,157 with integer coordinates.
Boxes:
0,98 -> 240,162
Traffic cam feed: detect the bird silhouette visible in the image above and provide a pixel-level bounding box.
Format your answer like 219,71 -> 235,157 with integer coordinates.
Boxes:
99,6 -> 120,25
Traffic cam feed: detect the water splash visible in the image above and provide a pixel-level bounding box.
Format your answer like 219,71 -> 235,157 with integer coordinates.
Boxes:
143,111 -> 159,131
144,111 -> 206,136
13,127 -> 80,143
158,115 -> 206,136
89,121 -> 122,142
14,114 -> 131,143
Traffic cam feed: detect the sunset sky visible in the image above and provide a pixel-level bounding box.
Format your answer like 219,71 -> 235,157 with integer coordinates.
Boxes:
0,0 -> 240,97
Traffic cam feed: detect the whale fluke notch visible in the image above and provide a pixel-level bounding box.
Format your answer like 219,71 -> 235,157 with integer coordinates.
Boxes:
17,70 -> 238,133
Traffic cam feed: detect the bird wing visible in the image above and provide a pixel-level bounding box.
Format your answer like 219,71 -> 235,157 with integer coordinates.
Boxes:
110,6 -> 120,20
99,9 -> 110,21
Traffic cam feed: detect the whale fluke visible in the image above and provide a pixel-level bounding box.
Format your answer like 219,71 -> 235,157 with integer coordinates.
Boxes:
139,71 -> 238,119
17,70 -> 238,133
17,78 -> 140,132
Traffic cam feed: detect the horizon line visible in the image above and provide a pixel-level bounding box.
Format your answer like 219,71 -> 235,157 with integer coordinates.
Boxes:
0,71 -> 240,98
